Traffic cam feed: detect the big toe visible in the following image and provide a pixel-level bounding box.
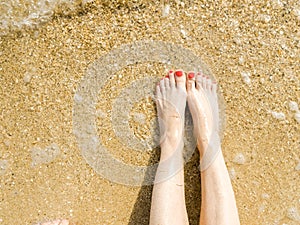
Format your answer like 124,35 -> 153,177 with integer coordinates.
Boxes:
174,69 -> 186,90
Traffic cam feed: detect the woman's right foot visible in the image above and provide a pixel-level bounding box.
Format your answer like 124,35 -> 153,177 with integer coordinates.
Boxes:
186,72 -> 221,170
156,69 -> 187,154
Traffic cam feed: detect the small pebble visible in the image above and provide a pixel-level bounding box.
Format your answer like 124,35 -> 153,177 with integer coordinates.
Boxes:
0,160 -> 9,175
82,0 -> 94,4
272,0 -> 284,9
261,193 -> 270,199
286,207 -> 300,221
270,111 -> 285,120
263,15 -> 271,23
23,72 -> 32,83
294,112 -> 300,123
258,204 -> 265,213
238,56 -> 245,65
3,139 -> 10,147
289,101 -> 299,112
229,168 -> 236,180
233,153 -> 246,165
241,71 -> 251,85
292,7 -> 300,17
260,14 -> 271,23
31,143 -> 60,166
180,29 -> 187,39
74,93 -> 83,103
162,4 -> 170,17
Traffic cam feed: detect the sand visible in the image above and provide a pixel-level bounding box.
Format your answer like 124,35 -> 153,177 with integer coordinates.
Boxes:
0,0 -> 299,224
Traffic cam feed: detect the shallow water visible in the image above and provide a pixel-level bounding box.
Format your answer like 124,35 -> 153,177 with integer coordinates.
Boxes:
0,0 -> 300,224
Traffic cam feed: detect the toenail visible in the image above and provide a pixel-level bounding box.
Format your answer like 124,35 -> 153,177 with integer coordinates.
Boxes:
175,70 -> 183,77
188,72 -> 195,79
166,75 -> 170,78
169,70 -> 173,74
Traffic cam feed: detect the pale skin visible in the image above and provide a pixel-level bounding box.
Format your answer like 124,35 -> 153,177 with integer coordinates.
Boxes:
39,70 -> 240,225
150,70 -> 240,225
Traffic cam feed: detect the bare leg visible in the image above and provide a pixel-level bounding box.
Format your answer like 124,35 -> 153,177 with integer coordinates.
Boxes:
186,72 -> 240,225
149,70 -> 189,225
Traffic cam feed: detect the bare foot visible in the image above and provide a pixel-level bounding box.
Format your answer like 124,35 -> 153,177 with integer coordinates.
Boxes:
37,219 -> 69,225
186,71 -> 221,170
156,69 -> 187,151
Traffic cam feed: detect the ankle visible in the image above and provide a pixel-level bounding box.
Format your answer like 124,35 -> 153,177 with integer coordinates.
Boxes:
161,134 -> 183,149
160,138 -> 184,160
197,133 -> 221,158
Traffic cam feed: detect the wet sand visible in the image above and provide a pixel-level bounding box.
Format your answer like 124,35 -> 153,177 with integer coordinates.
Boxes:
0,0 -> 300,224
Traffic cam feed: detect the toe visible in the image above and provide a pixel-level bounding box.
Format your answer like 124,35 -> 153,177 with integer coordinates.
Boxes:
159,79 -> 166,95
174,69 -> 186,90
168,70 -> 176,88
164,76 -> 170,89
203,75 -> 209,90
186,71 -> 196,91
196,72 -> 202,90
206,76 -> 212,92
199,73 -> 206,90
212,81 -> 218,94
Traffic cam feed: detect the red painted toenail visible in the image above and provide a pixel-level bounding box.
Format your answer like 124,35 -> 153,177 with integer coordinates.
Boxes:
188,72 -> 195,79
169,70 -> 173,74
175,70 -> 183,77
166,75 -> 170,78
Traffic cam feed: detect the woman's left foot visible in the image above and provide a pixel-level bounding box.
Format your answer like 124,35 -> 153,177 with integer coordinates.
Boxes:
186,71 -> 221,162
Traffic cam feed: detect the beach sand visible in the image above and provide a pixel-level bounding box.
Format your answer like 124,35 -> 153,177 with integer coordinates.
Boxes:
0,0 -> 299,224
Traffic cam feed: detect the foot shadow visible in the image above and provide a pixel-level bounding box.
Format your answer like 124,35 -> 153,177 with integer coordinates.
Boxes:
128,148 -> 201,225
128,148 -> 158,225
184,150 -> 201,225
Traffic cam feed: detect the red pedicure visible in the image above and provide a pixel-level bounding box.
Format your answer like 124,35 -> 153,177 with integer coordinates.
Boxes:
188,72 -> 195,79
175,70 -> 183,77
166,75 -> 170,78
169,70 -> 173,74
